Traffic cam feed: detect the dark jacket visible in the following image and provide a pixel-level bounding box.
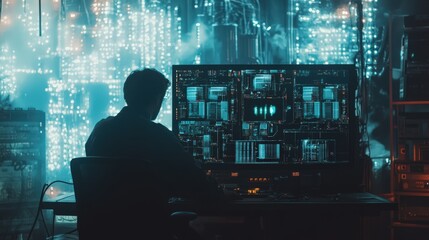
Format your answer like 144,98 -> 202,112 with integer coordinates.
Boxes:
85,106 -> 221,201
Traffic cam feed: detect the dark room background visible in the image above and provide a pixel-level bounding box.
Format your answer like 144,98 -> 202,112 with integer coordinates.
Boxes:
0,0 -> 428,188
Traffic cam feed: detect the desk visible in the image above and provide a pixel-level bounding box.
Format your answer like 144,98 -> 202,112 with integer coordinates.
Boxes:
42,192 -> 394,215
170,192 -> 395,214
42,192 -> 395,240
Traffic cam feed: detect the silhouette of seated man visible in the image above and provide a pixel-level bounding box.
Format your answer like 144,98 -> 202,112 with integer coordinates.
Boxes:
85,68 -> 223,239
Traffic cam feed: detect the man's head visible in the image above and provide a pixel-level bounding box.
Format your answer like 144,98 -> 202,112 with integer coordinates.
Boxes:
123,68 -> 171,120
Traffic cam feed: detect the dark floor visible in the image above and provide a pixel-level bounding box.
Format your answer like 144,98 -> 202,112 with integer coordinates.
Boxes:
5,210 -> 397,240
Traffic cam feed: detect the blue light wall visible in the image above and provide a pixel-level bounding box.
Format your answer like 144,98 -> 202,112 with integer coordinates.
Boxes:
0,0 -> 381,183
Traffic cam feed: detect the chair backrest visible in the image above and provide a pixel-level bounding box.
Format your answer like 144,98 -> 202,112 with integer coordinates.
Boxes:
70,156 -> 171,240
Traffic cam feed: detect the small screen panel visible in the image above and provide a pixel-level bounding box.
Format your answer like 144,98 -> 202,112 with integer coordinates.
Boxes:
243,98 -> 284,122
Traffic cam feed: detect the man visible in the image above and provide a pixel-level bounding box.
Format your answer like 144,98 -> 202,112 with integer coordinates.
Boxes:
85,68 -> 222,238
86,68 -> 221,199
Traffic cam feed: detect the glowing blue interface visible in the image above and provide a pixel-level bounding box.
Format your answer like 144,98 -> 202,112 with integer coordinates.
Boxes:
173,65 -> 357,165
244,98 -> 283,121
0,0 -> 380,182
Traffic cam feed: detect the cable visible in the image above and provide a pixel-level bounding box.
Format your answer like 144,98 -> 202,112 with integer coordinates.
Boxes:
349,0 -> 370,165
82,0 -> 91,26
39,0 -> 42,36
26,180 -> 73,240
60,0 -> 66,21
26,183 -> 48,240
40,203 -> 50,236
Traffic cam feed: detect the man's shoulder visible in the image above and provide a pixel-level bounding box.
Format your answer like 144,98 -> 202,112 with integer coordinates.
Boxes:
99,116 -> 115,123
152,121 -> 171,131
93,116 -> 116,128
150,122 -> 178,139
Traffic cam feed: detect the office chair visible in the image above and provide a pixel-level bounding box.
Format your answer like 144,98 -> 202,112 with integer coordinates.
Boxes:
70,156 -> 198,240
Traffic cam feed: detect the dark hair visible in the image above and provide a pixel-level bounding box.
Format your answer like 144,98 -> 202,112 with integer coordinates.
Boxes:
123,68 -> 171,107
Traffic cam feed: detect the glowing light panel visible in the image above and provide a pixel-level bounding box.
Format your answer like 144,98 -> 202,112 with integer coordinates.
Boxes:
0,0 -> 181,182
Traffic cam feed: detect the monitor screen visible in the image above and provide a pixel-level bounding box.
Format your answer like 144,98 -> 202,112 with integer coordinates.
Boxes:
172,64 -> 358,168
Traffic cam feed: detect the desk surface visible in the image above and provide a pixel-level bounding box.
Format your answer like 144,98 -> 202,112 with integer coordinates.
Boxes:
42,192 -> 396,216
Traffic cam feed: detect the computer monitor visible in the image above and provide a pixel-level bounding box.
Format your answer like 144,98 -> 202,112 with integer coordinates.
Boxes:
172,64 -> 359,193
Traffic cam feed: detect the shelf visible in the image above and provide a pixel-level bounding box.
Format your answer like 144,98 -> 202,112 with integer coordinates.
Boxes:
392,101 -> 429,105
388,15 -> 429,238
392,221 -> 429,229
394,192 -> 429,197
397,137 -> 429,140
393,160 -> 429,164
